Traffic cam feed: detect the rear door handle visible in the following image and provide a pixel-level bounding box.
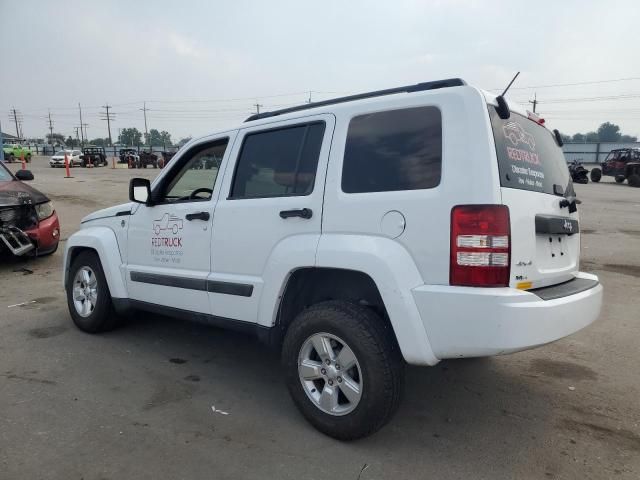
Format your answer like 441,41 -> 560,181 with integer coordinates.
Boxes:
279,208 -> 313,219
185,211 -> 210,221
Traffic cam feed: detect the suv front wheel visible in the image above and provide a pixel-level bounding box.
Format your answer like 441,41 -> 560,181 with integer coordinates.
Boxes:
282,300 -> 404,440
67,251 -> 120,333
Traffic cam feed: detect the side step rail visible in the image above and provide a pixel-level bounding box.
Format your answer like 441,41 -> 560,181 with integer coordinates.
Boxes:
0,226 -> 35,256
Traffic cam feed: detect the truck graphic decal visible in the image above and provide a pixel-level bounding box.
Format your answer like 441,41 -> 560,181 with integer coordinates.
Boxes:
152,213 -> 184,235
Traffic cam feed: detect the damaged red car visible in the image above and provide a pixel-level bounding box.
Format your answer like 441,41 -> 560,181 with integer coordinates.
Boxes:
0,162 -> 60,257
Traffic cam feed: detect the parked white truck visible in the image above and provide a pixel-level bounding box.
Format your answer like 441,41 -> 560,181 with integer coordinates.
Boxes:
63,79 -> 602,439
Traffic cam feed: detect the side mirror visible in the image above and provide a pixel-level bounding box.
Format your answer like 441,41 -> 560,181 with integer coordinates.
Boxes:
129,177 -> 152,204
15,170 -> 34,181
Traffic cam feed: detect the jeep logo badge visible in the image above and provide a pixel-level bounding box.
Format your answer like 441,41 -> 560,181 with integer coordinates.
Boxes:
563,220 -> 573,232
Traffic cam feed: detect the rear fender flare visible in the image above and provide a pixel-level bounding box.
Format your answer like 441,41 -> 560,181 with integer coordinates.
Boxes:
315,234 -> 439,366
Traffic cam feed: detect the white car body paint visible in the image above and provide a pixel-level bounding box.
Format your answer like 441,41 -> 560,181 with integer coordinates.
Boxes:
63,82 -> 602,366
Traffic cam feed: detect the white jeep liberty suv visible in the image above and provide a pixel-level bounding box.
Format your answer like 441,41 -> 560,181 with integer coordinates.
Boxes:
63,79 -> 603,440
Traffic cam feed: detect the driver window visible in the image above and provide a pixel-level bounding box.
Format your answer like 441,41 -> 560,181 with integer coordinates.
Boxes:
163,139 -> 228,202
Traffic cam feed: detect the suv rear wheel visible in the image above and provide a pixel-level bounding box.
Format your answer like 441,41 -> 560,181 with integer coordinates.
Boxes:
282,300 -> 404,440
67,251 -> 120,333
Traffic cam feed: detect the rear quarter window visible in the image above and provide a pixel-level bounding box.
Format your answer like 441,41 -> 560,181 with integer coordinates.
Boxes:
342,106 -> 442,193
489,108 -> 570,195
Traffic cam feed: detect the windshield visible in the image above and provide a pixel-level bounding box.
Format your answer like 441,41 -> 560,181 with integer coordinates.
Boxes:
54,150 -> 68,156
0,163 -> 13,181
489,108 -> 571,196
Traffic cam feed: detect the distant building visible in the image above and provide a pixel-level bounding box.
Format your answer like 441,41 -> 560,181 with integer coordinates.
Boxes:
1,131 -> 20,144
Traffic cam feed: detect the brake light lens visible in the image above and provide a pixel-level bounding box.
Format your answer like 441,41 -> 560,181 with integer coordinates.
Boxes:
450,205 -> 510,287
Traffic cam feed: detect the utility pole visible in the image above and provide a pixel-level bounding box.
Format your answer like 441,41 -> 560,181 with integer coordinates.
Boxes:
253,102 -> 263,115
140,102 -> 149,145
78,103 -> 85,146
307,91 -> 312,104
47,110 -> 54,145
82,123 -> 89,143
10,107 -> 21,139
74,126 -> 81,146
529,93 -> 538,113
100,104 -> 115,146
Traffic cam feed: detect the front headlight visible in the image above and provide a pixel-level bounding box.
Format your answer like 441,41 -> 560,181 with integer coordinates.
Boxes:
35,201 -> 54,220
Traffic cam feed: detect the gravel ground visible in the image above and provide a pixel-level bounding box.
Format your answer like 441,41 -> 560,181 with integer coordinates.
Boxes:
1,158 -> 639,480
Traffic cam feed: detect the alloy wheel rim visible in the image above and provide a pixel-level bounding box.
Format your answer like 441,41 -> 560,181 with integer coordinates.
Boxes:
72,266 -> 98,318
298,332 -> 363,416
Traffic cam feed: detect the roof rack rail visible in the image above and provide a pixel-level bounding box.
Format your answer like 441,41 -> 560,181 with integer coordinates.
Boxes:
245,78 -> 467,122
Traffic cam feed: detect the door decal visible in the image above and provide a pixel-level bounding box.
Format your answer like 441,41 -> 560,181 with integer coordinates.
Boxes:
151,212 -> 184,264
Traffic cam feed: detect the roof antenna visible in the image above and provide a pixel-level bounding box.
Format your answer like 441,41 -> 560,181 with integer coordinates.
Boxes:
501,71 -> 520,97
495,71 -> 520,120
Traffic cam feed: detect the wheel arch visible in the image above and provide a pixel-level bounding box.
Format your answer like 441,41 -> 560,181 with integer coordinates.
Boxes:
267,234 -> 439,366
63,227 -> 127,298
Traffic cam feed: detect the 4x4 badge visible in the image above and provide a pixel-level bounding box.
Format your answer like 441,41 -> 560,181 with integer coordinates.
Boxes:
563,220 -> 573,232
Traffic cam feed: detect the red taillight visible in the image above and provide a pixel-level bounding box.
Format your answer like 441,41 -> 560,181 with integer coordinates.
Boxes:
450,205 -> 510,287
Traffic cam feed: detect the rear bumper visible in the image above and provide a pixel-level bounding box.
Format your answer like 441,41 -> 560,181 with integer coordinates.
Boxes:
412,272 -> 602,360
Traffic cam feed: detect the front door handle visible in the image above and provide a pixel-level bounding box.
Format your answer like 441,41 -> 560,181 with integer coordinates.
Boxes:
185,211 -> 210,221
279,208 -> 313,219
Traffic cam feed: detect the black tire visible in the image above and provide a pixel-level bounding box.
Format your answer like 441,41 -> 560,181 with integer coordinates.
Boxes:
615,175 -> 625,183
282,300 -> 404,440
82,160 -> 87,168
628,174 -> 640,188
26,154 -> 31,163
575,177 -> 588,184
590,168 -> 602,182
66,251 -> 120,333
8,154 -> 15,163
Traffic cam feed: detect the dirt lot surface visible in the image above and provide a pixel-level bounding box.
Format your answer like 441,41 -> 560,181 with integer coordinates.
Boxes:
1,158 -> 639,479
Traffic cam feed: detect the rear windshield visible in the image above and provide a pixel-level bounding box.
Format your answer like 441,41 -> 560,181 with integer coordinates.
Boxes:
489,108 -> 570,196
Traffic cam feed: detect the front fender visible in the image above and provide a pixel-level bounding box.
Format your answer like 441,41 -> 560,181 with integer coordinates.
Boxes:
316,234 -> 439,366
62,226 -> 127,299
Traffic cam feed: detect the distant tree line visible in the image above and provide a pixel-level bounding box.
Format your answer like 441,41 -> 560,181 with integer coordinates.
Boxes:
46,128 -> 191,149
561,122 -> 637,143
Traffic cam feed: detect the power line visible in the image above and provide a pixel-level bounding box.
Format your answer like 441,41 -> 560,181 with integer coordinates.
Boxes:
492,76 -> 640,91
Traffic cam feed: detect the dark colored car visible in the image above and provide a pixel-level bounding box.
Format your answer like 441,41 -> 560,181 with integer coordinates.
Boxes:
82,147 -> 108,167
591,148 -> 640,187
0,163 -> 60,257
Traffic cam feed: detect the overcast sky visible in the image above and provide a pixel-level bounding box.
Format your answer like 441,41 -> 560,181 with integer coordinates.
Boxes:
1,0 -> 639,142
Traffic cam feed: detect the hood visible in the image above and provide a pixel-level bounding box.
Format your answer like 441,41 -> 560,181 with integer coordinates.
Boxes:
81,202 -> 133,224
0,180 -> 49,207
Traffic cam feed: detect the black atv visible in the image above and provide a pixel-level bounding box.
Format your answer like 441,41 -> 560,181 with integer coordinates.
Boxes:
568,160 -> 589,184
137,151 -> 159,169
81,147 -> 108,167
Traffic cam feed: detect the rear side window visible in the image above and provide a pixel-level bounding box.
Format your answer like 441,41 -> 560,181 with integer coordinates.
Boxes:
342,106 -> 442,193
230,122 -> 325,199
489,108 -> 570,195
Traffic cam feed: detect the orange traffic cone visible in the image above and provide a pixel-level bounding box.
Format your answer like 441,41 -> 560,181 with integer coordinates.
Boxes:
64,153 -> 72,178
20,152 -> 26,170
